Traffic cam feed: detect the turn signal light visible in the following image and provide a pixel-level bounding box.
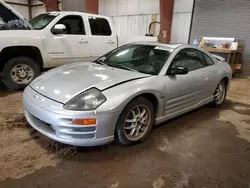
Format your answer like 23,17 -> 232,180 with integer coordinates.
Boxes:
72,118 -> 97,125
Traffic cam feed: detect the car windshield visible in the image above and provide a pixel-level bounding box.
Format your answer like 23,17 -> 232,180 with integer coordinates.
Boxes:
29,13 -> 58,30
95,44 -> 173,75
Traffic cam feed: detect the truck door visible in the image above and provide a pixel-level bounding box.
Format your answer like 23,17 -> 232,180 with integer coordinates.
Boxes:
87,16 -> 117,59
46,15 -> 90,67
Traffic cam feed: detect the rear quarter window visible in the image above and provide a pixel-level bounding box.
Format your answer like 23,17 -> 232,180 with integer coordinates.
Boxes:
88,17 -> 112,36
203,53 -> 215,65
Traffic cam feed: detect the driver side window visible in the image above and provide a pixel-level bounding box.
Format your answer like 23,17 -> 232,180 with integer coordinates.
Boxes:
54,15 -> 86,35
172,49 -> 207,71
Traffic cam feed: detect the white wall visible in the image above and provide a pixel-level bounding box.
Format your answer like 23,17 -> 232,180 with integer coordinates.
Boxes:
99,0 -> 159,16
31,0 -> 46,18
171,0 -> 194,43
5,0 -> 29,19
111,14 -> 160,36
99,0 -> 160,36
99,0 -> 193,42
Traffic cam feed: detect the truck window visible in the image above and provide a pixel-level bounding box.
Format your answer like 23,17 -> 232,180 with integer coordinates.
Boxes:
29,13 -> 58,30
88,17 -> 112,36
0,4 -> 30,30
55,15 -> 86,35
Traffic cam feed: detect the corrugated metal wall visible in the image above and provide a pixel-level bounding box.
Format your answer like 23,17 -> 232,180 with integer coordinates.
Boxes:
171,0 -> 194,44
99,0 -> 159,16
111,14 -> 160,36
190,0 -> 250,76
99,0 -> 160,36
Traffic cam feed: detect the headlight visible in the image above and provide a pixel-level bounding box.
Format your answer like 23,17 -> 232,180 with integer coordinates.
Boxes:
64,88 -> 106,111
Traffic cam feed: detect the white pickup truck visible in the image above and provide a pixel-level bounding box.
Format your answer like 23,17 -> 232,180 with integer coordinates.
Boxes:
0,0 -> 157,90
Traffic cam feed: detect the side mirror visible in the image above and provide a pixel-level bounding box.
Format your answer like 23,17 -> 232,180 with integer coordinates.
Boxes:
52,24 -> 66,34
168,66 -> 188,75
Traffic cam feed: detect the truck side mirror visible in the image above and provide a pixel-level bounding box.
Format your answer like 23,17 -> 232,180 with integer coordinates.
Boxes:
52,24 -> 66,35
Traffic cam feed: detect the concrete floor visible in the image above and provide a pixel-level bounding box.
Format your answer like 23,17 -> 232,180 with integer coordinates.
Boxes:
0,79 -> 250,188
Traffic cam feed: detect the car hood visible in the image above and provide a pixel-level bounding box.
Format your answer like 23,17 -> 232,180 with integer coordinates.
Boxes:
30,62 -> 150,104
0,1 -> 33,29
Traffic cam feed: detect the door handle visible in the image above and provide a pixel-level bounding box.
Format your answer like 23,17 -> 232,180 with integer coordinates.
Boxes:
79,39 -> 88,44
204,76 -> 208,80
107,40 -> 114,44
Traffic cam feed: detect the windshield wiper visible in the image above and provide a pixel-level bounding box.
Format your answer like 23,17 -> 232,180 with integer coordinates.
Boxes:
93,60 -> 108,67
114,64 -> 139,73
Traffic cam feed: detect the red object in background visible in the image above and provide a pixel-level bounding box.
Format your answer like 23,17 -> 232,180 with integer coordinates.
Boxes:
85,0 -> 99,14
159,0 -> 174,43
43,0 -> 59,12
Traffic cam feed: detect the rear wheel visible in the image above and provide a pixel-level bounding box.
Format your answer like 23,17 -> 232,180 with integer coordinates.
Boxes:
115,97 -> 155,146
212,80 -> 227,107
2,57 -> 40,90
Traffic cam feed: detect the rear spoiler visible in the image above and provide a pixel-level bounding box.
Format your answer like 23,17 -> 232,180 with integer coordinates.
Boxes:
211,54 -> 226,62
0,0 -> 33,29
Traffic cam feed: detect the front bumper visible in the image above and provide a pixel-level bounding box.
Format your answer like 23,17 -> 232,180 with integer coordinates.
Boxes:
23,86 -> 120,147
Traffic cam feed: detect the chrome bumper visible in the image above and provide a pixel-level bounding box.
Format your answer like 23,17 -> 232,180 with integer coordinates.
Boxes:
23,86 -> 119,147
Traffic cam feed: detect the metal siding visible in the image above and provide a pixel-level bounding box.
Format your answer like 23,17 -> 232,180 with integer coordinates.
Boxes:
170,0 -> 193,44
173,0 -> 194,13
61,0 -> 85,11
171,12 -> 192,43
190,0 -> 250,76
111,14 -> 160,36
138,0 -> 160,14
99,0 -> 159,16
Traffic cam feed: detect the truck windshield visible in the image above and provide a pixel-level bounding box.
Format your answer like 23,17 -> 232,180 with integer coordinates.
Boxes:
29,13 -> 58,30
0,3 -> 30,30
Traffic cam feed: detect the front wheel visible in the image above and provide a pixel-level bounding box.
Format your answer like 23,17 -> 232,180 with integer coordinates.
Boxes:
212,80 -> 227,107
115,97 -> 155,146
2,57 -> 40,90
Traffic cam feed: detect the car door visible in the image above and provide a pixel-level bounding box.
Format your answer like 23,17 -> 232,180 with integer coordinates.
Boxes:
163,48 -> 210,116
87,16 -> 117,60
46,15 -> 90,67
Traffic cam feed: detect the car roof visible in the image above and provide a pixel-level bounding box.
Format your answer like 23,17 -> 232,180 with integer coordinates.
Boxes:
132,41 -> 184,49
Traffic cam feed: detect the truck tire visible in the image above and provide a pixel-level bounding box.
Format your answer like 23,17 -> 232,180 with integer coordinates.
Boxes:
2,57 -> 40,90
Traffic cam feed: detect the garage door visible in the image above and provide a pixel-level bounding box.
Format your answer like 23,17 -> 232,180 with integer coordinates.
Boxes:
189,0 -> 250,77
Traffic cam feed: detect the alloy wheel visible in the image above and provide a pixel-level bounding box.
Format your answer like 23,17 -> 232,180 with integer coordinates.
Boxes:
124,105 -> 151,141
214,82 -> 226,105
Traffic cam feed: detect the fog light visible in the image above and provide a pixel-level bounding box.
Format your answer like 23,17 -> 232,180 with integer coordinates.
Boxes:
72,118 -> 97,125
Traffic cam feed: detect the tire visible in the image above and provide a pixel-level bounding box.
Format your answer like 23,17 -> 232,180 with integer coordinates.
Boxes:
115,97 -> 155,146
212,80 -> 227,108
2,57 -> 40,90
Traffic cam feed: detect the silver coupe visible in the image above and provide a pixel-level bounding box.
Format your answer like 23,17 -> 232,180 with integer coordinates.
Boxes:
23,42 -> 232,146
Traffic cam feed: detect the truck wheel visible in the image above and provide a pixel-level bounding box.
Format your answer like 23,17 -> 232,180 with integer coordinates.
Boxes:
2,57 -> 40,90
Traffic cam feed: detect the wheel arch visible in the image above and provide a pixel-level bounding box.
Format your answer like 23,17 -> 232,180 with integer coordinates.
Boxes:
0,46 -> 43,72
222,77 -> 229,87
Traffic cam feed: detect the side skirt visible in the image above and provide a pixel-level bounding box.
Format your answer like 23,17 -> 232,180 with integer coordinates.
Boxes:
155,96 -> 214,125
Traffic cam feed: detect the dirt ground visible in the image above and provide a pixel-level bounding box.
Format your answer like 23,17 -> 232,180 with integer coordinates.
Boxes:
0,79 -> 250,188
